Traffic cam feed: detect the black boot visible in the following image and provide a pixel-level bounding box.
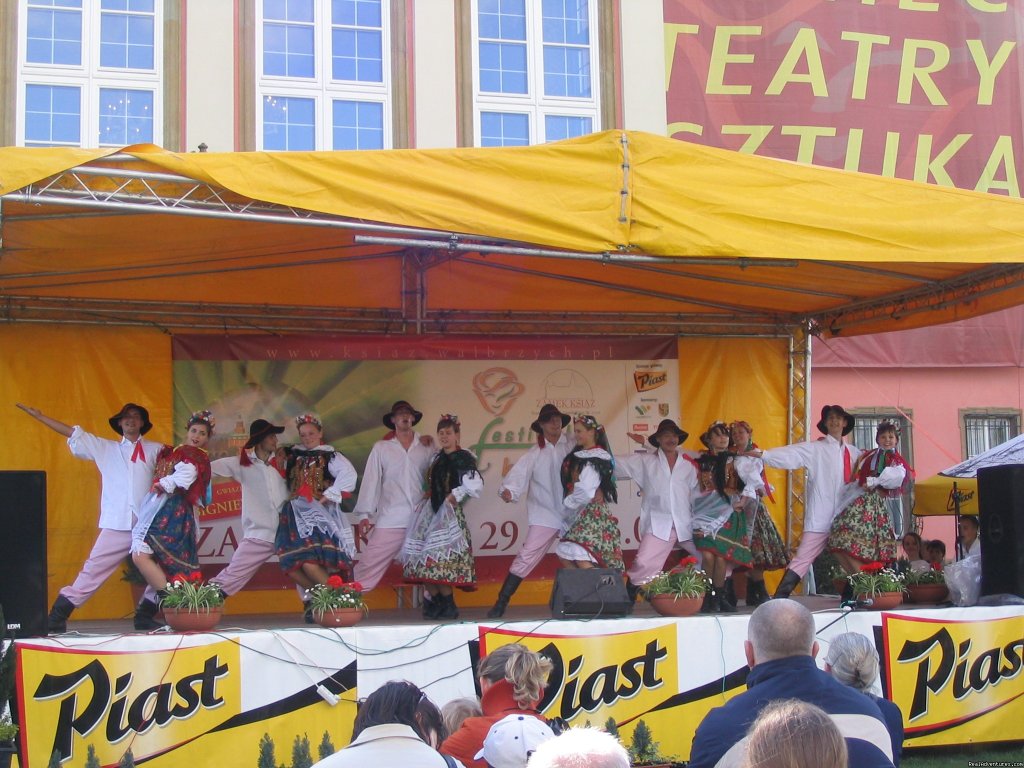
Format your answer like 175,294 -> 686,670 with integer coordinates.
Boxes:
840,580 -> 854,603
422,593 -> 442,620
722,577 -> 737,610
133,598 -> 163,631
47,595 -> 75,634
625,578 -> 642,603
746,579 -> 770,607
717,589 -> 737,613
437,592 -> 459,620
773,569 -> 802,599
303,600 -> 315,624
487,573 -> 523,619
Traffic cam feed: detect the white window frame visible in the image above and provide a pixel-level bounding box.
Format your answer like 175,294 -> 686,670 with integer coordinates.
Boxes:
16,0 -> 164,148
255,0 -> 392,151
470,0 -> 600,147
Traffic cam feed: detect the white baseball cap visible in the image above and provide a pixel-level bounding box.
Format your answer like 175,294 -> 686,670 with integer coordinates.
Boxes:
473,714 -> 556,768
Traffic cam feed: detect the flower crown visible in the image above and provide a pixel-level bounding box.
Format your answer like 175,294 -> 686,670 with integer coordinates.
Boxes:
574,414 -> 603,431
295,413 -> 322,430
187,410 -> 215,435
876,420 -> 901,439
438,413 -> 460,428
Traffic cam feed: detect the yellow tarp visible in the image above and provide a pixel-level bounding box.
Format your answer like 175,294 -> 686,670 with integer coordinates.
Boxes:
914,475 -> 979,517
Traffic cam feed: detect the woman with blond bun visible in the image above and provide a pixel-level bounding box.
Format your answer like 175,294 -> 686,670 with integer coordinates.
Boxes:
742,699 -> 847,768
441,643 -> 553,768
825,633 -> 904,765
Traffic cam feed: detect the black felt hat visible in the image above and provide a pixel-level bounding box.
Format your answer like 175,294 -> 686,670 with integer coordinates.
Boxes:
817,405 -> 855,436
648,418 -> 688,446
383,400 -> 423,429
108,403 -> 153,435
530,404 -> 571,434
244,419 -> 286,449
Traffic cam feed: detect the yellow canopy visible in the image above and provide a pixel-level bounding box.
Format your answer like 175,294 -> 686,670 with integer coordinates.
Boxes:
2,130 -> 1023,336
914,475 -> 979,517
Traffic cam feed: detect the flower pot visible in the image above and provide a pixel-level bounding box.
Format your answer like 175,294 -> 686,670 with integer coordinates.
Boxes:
906,583 -> 949,604
857,592 -> 903,611
315,607 -> 365,627
163,606 -> 223,632
648,594 -> 703,617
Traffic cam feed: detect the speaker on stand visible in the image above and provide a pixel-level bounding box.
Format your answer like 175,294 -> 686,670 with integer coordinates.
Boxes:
0,471 -> 48,638
977,464 -> 1024,597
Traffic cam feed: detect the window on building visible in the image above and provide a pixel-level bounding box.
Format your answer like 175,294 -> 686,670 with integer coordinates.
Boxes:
257,0 -> 391,151
471,0 -> 600,147
850,409 -> 914,538
962,410 -> 1021,459
18,0 -> 162,148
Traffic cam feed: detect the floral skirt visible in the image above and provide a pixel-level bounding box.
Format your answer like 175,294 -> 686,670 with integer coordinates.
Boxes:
694,510 -> 752,567
750,504 -> 790,570
275,501 -> 352,576
402,499 -> 476,589
144,494 -> 199,580
828,490 -> 898,564
560,501 -> 624,571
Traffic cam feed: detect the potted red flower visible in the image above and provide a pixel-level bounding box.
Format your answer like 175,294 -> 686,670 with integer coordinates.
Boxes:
848,562 -> 904,610
306,575 -> 367,627
641,557 -> 709,617
161,571 -> 225,632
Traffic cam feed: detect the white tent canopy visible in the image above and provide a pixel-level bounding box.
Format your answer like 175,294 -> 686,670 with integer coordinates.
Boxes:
941,435 -> 1024,478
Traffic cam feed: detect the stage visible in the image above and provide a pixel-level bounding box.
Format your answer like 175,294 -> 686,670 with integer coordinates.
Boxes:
10,598 -> 1024,767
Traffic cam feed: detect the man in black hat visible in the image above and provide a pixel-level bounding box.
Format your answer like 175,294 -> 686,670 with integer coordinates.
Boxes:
209,418 -> 289,600
750,405 -> 861,599
620,418 -> 700,602
488,403 -> 575,618
353,401 -> 434,593
19,401 -> 165,633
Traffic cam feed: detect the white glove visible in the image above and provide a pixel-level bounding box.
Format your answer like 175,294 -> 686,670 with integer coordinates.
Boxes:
865,476 -> 882,489
322,488 -> 342,504
158,475 -> 177,493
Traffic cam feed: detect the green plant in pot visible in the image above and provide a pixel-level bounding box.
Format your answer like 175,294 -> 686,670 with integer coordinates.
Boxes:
847,562 -> 904,596
641,557 -> 709,616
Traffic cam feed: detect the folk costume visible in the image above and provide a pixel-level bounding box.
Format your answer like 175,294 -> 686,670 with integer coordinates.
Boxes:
353,401 -> 435,592
209,419 -> 289,596
557,417 -> 624,570
761,405 -> 862,598
47,402 -> 164,632
489,404 -> 575,617
618,419 -> 700,587
829,438 -> 911,565
275,414 -> 358,578
402,442 -> 483,589
692,451 -> 753,568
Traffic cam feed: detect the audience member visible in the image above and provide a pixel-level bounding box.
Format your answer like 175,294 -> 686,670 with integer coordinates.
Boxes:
899,532 -> 930,574
526,727 -> 629,768
742,699 -> 847,768
312,681 -> 457,767
958,516 -> 981,558
475,714 -> 555,768
443,697 -> 484,739
442,644 -> 552,768
824,633 -> 904,765
688,599 -> 895,768
925,539 -> 947,569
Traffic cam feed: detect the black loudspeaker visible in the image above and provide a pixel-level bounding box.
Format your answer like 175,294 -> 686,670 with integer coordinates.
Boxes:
549,568 -> 632,618
0,471 -> 48,637
977,464 -> 1024,597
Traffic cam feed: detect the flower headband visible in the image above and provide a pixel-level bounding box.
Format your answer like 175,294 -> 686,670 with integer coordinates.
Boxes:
187,410 -> 215,435
438,413 -> 461,428
295,413 -> 322,430
876,420 -> 901,439
574,414 -> 603,431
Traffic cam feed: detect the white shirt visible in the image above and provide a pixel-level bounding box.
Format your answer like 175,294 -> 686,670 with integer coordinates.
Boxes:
616,448 -> 698,542
312,724 -> 458,768
210,451 -> 289,543
964,538 -> 982,557
563,448 -> 613,514
297,445 -> 359,503
67,427 -> 162,531
499,432 -> 575,529
354,432 -> 434,528
762,435 -> 862,533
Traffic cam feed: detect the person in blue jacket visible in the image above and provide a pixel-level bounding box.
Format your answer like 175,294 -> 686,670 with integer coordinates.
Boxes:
688,599 -> 896,768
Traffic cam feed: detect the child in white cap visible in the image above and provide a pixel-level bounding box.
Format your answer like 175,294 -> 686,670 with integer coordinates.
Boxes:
475,714 -> 555,768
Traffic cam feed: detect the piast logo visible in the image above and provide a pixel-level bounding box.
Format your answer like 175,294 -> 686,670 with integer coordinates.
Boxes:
633,370 -> 667,393
886,615 -> 1024,739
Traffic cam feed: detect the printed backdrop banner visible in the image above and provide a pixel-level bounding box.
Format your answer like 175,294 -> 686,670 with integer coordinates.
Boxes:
172,335 -> 679,577
16,607 -> 1023,766
664,1 -> 1024,196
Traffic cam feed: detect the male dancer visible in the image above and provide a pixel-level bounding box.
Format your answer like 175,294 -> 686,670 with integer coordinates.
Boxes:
488,404 -> 575,618
353,401 -> 434,593
620,418 -> 700,603
209,419 -> 289,600
19,402 -> 165,632
751,405 -> 861,598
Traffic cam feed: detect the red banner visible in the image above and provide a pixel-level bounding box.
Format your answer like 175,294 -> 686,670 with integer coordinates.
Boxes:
664,0 -> 1024,196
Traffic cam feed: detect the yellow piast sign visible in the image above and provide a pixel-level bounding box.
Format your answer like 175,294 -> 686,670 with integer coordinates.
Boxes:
19,640 -> 241,765
884,613 -> 1024,745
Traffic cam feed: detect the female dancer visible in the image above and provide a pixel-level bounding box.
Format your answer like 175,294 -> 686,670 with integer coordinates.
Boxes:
276,414 -> 358,615
557,415 -> 623,570
691,421 -> 753,612
730,420 -> 789,606
403,414 -> 483,620
131,410 -> 213,628
828,421 -> 909,582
